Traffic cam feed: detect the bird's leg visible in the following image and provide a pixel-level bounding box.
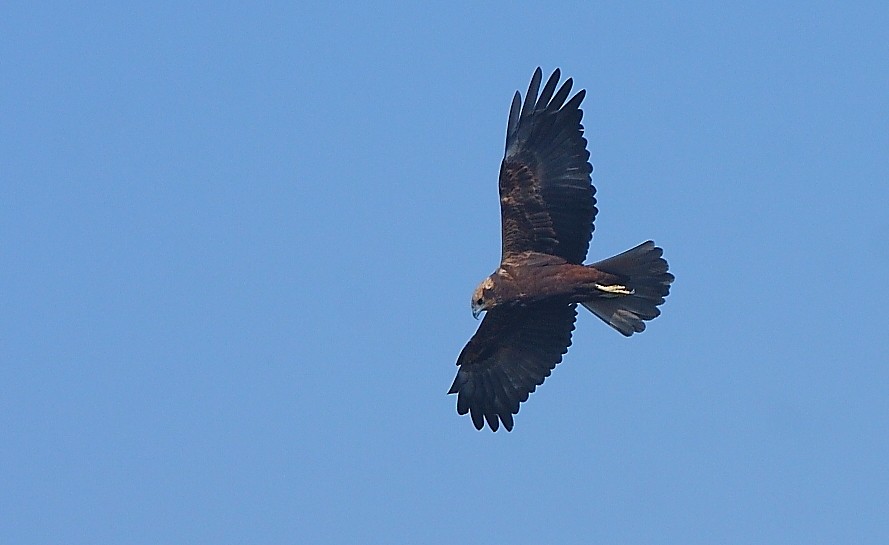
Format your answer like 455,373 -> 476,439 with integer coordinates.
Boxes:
594,283 -> 633,297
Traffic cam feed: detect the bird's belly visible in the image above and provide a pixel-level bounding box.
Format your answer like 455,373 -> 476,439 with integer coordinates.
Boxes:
504,264 -> 616,304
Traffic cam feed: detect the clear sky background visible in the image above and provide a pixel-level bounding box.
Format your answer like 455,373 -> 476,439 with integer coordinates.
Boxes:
3,2 -> 889,544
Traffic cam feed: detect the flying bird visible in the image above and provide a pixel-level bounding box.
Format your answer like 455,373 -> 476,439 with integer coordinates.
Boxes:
449,68 -> 674,431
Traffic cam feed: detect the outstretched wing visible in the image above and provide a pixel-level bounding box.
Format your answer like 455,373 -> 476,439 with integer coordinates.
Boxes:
499,67 -> 597,264
448,303 -> 577,431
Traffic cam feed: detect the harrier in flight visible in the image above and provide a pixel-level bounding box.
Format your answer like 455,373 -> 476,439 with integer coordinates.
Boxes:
449,68 -> 674,431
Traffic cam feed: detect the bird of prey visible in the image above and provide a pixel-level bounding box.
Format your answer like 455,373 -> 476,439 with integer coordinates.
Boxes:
449,68 -> 674,431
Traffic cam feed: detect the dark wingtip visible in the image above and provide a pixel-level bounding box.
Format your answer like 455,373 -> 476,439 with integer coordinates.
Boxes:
536,68 -> 561,111
485,412 -> 500,432
447,371 -> 462,395
522,68 -> 543,115
564,87 -> 586,112
470,405 -> 484,430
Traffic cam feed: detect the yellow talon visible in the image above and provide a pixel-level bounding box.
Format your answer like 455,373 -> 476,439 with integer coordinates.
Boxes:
595,283 -> 633,295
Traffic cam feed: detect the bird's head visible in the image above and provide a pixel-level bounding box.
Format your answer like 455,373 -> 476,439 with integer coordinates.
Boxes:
471,276 -> 496,319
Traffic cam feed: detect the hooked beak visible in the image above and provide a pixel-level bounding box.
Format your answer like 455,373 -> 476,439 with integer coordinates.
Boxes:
472,308 -> 481,320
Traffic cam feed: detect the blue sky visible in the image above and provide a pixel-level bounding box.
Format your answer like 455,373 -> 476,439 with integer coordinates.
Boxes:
3,2 -> 889,543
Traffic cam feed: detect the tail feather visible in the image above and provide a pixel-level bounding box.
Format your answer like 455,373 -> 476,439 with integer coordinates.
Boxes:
582,241 -> 673,336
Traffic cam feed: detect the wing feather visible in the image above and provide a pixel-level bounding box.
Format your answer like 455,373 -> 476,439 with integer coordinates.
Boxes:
547,78 -> 574,113
521,67 -> 542,118
506,91 -> 521,138
448,303 -> 577,431
535,68 -> 560,110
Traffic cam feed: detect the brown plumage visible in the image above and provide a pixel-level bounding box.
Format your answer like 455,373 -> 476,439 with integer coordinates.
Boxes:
449,68 -> 674,431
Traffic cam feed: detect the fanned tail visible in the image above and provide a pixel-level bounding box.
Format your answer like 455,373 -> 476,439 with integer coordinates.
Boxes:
581,241 -> 673,336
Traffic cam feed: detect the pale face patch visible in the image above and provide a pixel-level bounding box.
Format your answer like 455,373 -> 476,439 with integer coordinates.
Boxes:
472,285 -> 485,303
471,276 -> 495,314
